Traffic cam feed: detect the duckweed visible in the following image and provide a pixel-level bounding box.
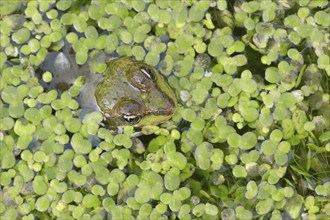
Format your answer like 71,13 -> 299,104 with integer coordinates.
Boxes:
1,1 -> 329,219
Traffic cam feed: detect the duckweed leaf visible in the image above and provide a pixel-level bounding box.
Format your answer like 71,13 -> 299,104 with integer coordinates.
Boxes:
167,152 -> 187,170
11,28 -> 30,44
164,169 -> 180,191
82,194 -> 101,209
256,198 -> 273,215
71,133 -> 92,154
35,195 -> 50,212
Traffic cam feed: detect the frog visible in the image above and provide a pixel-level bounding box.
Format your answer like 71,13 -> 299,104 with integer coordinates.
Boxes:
94,56 -> 177,128
40,50 -> 177,128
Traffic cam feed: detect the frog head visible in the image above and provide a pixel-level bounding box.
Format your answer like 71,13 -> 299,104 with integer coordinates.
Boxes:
95,57 -> 177,127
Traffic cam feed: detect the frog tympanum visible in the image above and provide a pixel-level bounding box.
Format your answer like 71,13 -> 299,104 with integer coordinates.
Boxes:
95,57 -> 177,128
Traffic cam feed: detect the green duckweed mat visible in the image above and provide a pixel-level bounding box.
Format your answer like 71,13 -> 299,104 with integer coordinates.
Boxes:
0,1 -> 329,219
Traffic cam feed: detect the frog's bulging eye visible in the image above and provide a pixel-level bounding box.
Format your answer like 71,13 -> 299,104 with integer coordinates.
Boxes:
141,68 -> 157,82
128,68 -> 156,91
113,98 -> 144,125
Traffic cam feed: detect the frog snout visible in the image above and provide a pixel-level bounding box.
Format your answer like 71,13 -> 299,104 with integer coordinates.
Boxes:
146,90 -> 176,116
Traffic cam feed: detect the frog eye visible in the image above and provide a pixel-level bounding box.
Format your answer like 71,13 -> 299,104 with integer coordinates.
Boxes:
114,98 -> 143,125
128,68 -> 156,91
123,114 -> 141,124
140,68 -> 157,82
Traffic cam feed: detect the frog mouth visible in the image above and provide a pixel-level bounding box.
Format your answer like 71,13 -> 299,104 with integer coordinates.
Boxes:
147,107 -> 175,116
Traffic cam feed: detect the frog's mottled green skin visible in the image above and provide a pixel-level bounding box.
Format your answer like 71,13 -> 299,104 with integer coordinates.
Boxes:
95,57 -> 177,127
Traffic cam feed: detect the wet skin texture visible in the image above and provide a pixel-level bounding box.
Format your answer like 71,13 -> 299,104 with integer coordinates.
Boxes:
95,57 -> 177,128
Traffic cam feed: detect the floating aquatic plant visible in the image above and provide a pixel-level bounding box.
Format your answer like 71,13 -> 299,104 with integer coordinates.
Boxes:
0,0 -> 329,219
